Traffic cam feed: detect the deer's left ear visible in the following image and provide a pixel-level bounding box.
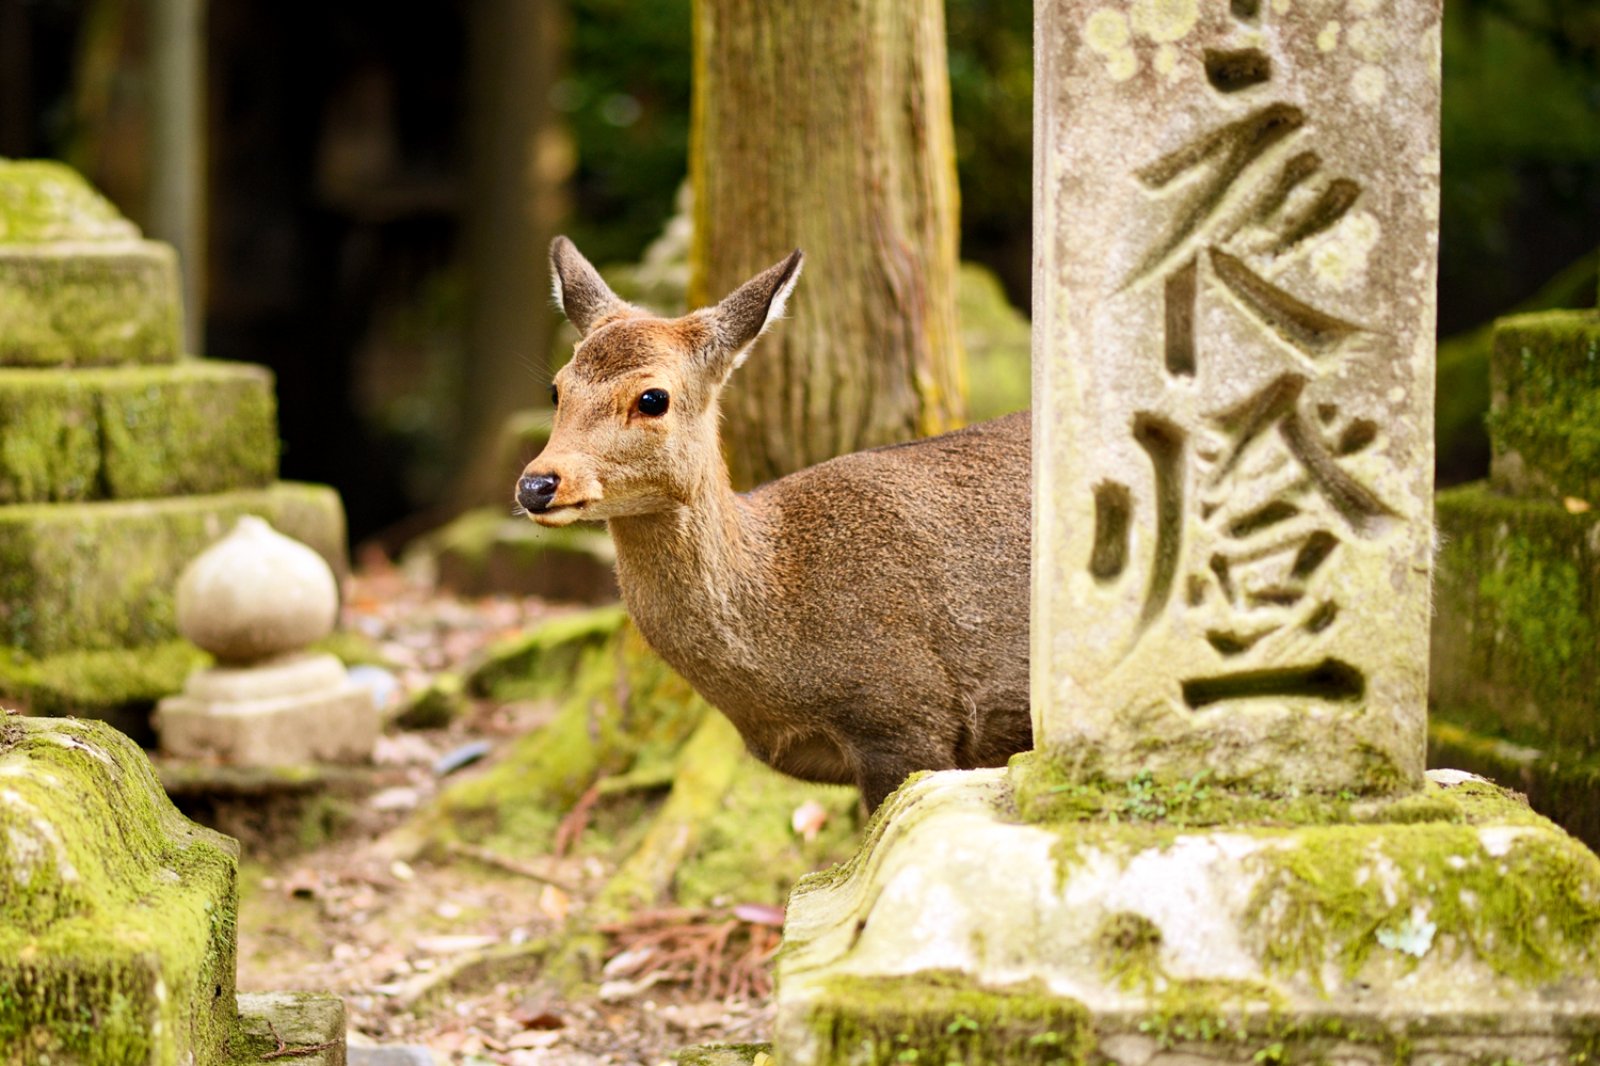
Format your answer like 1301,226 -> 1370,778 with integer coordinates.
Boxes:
551,236 -> 630,335
705,250 -> 803,379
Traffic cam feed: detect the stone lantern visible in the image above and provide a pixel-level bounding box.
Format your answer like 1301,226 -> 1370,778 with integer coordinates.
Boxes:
156,516 -> 378,765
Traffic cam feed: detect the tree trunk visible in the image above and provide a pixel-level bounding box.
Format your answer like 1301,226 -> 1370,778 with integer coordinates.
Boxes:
457,0 -> 566,510
689,0 -> 966,488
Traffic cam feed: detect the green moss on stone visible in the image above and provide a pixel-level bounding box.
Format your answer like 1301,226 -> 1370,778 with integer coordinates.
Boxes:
0,160 -> 138,243
0,639 -> 207,721
417,610 -> 704,852
803,972 -> 1093,1066
0,361 -> 277,503
0,243 -> 183,368
1245,806 -> 1600,990
0,716 -> 240,1066
394,671 -> 466,730
424,506 -> 616,601
675,1043 -> 773,1066
0,483 -> 346,657
1429,719 -> 1600,852
1430,483 -> 1599,751
1488,310 -> 1600,504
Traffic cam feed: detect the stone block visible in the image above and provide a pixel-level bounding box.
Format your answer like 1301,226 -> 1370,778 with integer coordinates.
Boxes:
1429,719 -> 1600,853
774,767 -> 1600,1066
156,652 -> 379,766
424,506 -> 617,602
0,716 -> 241,1066
675,1045 -> 772,1066
0,360 -> 278,503
0,242 -> 183,367
1488,310 -> 1600,505
1430,483 -> 1599,753
1030,0 -> 1441,795
236,991 -> 347,1066
0,482 -> 348,657
0,639 -> 209,740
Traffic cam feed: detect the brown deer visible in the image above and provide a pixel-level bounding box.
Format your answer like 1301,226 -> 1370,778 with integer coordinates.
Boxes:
517,237 -> 1031,810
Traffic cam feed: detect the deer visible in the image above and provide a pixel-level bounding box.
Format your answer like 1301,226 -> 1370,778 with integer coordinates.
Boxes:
516,237 -> 1032,810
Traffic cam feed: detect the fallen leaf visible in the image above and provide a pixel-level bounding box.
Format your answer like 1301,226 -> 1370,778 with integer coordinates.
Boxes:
734,902 -> 785,927
791,799 -> 829,840
538,883 -> 571,923
1564,496 -> 1591,514
413,934 -> 500,955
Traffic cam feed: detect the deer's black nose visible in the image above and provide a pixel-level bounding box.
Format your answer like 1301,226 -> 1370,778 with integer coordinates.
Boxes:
517,473 -> 560,512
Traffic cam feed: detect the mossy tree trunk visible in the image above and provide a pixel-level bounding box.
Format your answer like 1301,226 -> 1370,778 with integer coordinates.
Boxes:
689,0 -> 966,489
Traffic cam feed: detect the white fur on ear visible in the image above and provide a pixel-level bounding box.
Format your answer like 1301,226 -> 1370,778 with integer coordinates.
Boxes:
550,270 -> 565,310
728,257 -> 803,371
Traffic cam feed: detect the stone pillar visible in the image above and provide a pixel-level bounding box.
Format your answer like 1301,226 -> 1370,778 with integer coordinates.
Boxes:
1032,0 -> 1439,795
770,4 -> 1600,1064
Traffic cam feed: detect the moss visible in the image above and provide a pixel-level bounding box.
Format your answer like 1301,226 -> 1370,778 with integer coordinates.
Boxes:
675,1043 -> 773,1066
0,482 -> 347,657
0,244 -> 183,368
394,671 -> 466,730
1488,310 -> 1600,503
305,628 -> 391,669
415,611 -> 705,853
422,506 -> 616,601
958,262 -> 1031,422
1430,484 -> 1599,751
228,991 -> 344,1065
1245,810 -> 1600,990
0,716 -> 240,1066
0,361 -> 276,503
0,160 -> 139,243
0,639 -> 207,723
1429,718 -> 1600,852
802,972 -> 1093,1065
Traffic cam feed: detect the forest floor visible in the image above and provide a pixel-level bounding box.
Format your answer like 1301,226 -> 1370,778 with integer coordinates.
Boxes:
229,557 -> 786,1066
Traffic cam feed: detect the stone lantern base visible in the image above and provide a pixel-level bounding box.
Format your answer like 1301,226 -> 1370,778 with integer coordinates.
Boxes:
156,651 -> 378,766
773,759 -> 1600,1066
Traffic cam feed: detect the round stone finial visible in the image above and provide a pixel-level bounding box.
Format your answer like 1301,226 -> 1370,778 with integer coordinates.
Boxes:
176,516 -> 339,662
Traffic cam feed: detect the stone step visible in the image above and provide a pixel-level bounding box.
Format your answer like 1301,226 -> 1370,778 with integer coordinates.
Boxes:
0,482 -> 347,658
0,716 -> 241,1066
1489,309 -> 1600,505
0,159 -> 183,367
0,360 -> 278,503
1428,719 -> 1600,852
1430,482 -> 1599,753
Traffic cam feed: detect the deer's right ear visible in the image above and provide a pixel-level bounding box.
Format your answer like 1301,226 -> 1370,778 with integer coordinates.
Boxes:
551,236 -> 628,335
705,249 -> 804,380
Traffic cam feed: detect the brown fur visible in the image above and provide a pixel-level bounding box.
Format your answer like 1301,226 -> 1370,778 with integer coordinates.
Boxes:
526,238 -> 1031,809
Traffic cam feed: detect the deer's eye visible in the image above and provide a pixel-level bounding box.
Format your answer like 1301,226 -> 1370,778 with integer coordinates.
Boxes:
637,388 -> 670,417
550,383 -> 559,407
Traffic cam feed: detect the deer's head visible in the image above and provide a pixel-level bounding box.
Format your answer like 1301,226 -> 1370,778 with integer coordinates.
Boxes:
516,236 -> 802,525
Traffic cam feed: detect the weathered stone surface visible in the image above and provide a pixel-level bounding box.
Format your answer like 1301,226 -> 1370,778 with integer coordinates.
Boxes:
0,715 -> 241,1066
0,483 -> 347,657
0,639 -> 208,740
675,1044 -> 772,1066
423,506 -> 618,602
774,768 -> 1600,1066
157,652 -> 378,766
1429,719 -> 1600,853
1430,483 -> 1599,752
1488,310 -> 1600,505
1031,0 -> 1441,794
177,516 -> 340,662
235,991 -> 347,1065
0,159 -> 184,367
0,360 -> 277,503
0,242 -> 184,367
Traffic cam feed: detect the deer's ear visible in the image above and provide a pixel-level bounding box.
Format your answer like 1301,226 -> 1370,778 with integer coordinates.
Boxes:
707,249 -> 803,378
550,236 -> 628,335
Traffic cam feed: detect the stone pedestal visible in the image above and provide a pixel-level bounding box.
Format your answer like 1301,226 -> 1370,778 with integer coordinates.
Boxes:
157,652 -> 379,765
776,767 -> 1600,1065
0,714 -> 348,1064
770,2 -> 1600,1063
0,161 -> 349,728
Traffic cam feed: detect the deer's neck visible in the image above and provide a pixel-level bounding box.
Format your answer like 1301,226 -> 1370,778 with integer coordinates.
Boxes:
605,469 -> 772,657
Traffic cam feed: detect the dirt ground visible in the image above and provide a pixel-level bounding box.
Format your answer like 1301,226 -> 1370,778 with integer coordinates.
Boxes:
231,558 -> 785,1065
